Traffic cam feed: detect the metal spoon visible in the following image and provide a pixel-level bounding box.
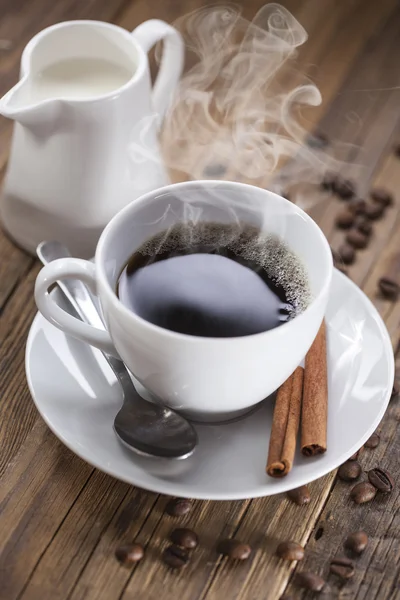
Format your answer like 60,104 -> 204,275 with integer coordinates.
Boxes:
37,241 -> 198,459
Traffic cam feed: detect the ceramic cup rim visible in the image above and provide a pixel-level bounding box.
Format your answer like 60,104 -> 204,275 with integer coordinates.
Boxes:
95,179 -> 333,344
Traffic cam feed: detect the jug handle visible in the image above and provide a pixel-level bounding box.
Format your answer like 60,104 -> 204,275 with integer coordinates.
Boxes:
131,20 -> 184,125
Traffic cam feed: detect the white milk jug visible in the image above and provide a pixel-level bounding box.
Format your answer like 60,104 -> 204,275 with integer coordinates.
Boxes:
0,20 -> 184,257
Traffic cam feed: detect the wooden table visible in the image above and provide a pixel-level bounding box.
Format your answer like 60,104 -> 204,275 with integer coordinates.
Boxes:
1,1 -> 400,598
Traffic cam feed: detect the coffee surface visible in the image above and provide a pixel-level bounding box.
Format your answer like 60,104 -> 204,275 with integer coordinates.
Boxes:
117,222 -> 310,338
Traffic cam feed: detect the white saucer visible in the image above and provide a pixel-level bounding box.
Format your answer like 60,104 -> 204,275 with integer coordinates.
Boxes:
25,270 -> 394,500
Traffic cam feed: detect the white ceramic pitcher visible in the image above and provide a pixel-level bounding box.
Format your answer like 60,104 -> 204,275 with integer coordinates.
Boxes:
0,20 -> 184,257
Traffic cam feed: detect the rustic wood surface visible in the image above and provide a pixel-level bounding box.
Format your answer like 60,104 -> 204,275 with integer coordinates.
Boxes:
1,0 -> 400,599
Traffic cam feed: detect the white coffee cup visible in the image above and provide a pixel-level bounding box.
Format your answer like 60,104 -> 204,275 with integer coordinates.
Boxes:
34,180 -> 333,422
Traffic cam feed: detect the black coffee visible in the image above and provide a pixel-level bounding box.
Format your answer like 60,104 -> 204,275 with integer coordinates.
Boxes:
117,222 -> 310,338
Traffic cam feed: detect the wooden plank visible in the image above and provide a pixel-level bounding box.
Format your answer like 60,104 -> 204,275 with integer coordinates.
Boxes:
1,2 -> 399,600
0,264 -> 39,477
286,0 -> 398,131
0,242 -> 33,312
321,115 -> 400,284
19,475 -> 158,600
103,476 -> 336,600
240,0 -> 398,194
70,497 -> 250,600
283,383 -> 400,599
355,151 -> 400,298
306,7 -> 400,229
0,421 -> 94,600
200,476 -> 335,600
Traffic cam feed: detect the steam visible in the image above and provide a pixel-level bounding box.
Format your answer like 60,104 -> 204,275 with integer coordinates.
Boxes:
157,3 -> 337,191
124,6 -> 337,336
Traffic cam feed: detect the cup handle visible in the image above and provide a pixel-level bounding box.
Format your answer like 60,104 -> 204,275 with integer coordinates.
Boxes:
34,258 -> 118,356
131,19 -> 184,123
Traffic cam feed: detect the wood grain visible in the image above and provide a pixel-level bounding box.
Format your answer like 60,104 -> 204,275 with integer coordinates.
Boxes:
19,472 -> 158,600
0,1 -> 400,600
201,475 -> 336,600
284,395 -> 400,599
70,496 -> 250,600
0,421 -> 94,600
0,264 -> 39,477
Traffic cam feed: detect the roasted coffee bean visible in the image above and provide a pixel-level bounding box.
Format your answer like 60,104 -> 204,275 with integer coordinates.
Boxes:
346,229 -> 369,249
371,188 -> 393,207
348,452 -> 358,461
276,541 -> 304,561
321,172 -> 338,191
170,528 -> 198,549
335,209 -> 355,229
348,446 -> 363,461
162,544 -> 189,569
392,380 -> 399,398
350,482 -> 377,504
307,132 -> 329,148
217,539 -> 252,560
287,485 -> 311,506
333,177 -> 355,200
365,432 -> 380,449
115,543 -> 144,565
330,556 -> 355,579
338,244 -> 355,265
338,460 -> 361,482
378,277 -> 399,300
165,498 -> 192,517
296,571 -> 325,592
203,163 -> 227,178
368,468 -> 394,493
344,531 -> 368,554
365,203 -> 384,220
354,216 -> 372,235
349,198 -> 367,215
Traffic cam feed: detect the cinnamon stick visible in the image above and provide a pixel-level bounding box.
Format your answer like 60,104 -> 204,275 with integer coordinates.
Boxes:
301,321 -> 328,456
266,366 -> 304,477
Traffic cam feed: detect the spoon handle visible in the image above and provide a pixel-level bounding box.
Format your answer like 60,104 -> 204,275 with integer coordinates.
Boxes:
36,241 -> 134,390
37,241 -> 197,459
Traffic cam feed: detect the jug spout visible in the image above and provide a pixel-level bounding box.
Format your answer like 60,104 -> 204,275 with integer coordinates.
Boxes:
0,77 -> 61,128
